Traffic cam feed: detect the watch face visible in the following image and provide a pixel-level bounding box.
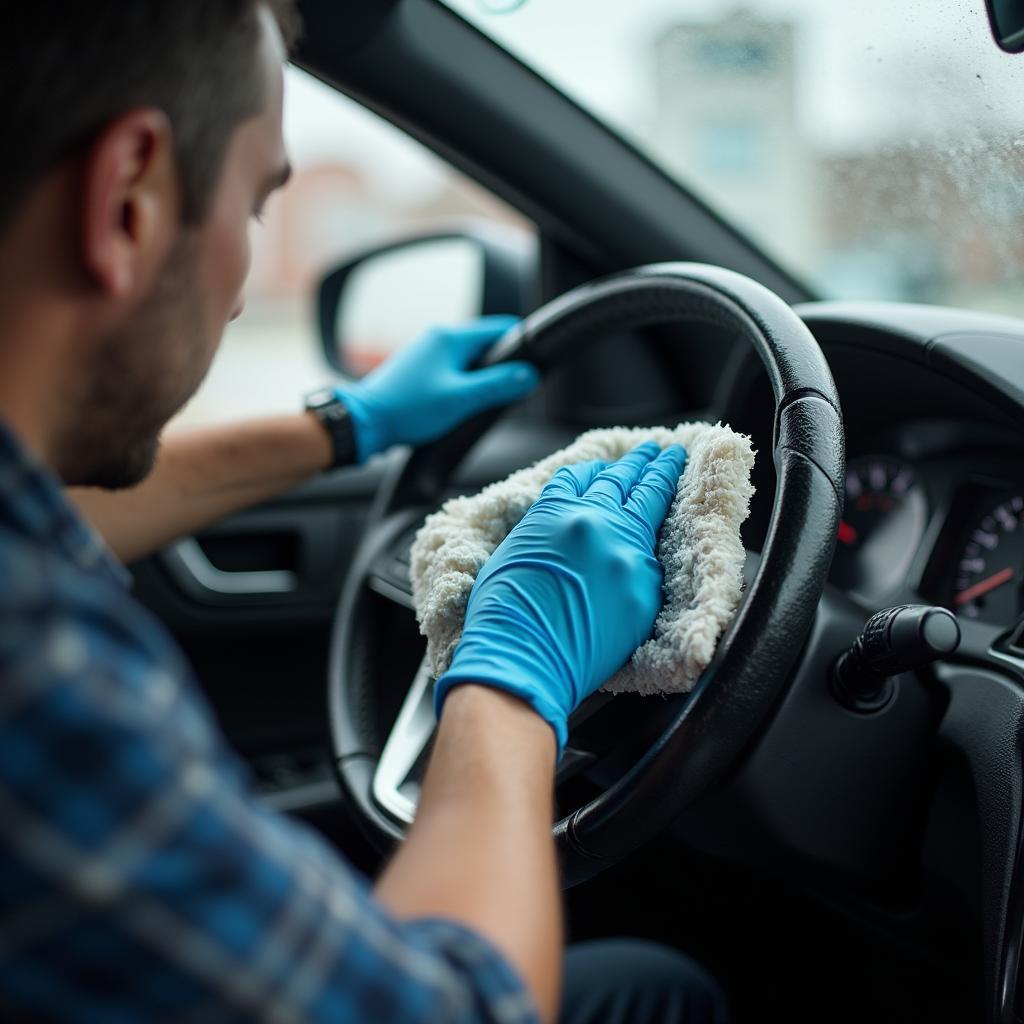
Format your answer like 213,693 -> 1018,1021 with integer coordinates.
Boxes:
305,387 -> 337,410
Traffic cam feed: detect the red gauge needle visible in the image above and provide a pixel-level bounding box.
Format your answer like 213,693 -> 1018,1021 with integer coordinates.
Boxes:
837,520 -> 859,546
955,566 -> 1016,606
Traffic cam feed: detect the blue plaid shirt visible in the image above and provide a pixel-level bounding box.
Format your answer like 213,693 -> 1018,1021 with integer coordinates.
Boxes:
0,421 -> 537,1023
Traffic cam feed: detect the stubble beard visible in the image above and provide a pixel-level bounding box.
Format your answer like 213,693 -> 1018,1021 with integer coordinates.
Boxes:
59,230 -> 214,490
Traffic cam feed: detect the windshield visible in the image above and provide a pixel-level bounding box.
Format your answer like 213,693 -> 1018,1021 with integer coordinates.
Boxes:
444,0 -> 1024,316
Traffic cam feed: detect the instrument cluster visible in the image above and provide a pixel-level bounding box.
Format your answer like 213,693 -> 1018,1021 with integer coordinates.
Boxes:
830,450 -> 1023,630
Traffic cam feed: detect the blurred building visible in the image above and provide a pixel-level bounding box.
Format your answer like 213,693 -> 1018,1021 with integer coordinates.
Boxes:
649,10 -> 1024,315
652,9 -> 818,272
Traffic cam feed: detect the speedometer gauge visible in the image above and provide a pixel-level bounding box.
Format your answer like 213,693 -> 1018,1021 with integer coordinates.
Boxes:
952,495 -> 1024,624
831,456 -> 927,596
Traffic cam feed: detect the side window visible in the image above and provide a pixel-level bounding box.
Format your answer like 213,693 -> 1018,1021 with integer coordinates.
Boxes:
176,67 -> 534,428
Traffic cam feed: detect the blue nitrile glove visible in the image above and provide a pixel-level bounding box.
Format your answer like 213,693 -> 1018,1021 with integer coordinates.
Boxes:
335,315 -> 539,463
434,441 -> 688,754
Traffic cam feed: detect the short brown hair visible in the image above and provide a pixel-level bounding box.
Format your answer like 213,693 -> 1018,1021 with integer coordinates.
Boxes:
0,1 -> 301,232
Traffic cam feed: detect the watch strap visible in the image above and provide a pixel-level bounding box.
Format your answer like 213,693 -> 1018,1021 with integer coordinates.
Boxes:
305,388 -> 358,469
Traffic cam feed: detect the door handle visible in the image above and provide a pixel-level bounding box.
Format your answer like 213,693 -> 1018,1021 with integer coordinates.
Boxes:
162,537 -> 298,600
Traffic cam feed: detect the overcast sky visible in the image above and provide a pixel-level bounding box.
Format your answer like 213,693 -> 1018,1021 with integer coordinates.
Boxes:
283,0 -> 1024,172
457,0 -> 1024,145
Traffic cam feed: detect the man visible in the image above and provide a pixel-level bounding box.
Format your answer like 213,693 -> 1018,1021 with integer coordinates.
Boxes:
0,3 -> 727,1021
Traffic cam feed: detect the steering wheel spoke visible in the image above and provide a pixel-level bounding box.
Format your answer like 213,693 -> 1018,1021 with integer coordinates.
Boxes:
367,530 -> 417,610
372,655 -> 435,825
371,664 -> 619,827
369,691 -> 622,827
372,662 -> 611,825
373,648 -> 648,822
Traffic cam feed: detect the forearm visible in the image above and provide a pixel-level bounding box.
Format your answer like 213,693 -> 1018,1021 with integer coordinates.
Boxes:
69,413 -> 333,564
375,686 -> 562,1023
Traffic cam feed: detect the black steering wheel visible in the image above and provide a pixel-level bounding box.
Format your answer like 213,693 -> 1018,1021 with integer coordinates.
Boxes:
328,262 -> 844,886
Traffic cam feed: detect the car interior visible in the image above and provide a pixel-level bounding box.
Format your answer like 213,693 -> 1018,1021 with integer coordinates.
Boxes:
131,2 -> 1024,1021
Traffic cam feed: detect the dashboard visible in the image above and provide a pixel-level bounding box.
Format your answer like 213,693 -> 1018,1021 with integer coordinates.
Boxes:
720,300 -> 1024,637
675,299 -> 1024,1024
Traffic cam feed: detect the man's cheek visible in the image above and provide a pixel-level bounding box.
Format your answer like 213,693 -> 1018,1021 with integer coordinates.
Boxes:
225,233 -> 251,324
204,215 -> 252,330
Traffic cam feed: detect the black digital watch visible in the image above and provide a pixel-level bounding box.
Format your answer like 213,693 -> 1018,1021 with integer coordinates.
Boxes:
304,388 -> 358,470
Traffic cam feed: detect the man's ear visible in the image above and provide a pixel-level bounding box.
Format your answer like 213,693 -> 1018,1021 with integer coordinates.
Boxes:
80,108 -> 179,297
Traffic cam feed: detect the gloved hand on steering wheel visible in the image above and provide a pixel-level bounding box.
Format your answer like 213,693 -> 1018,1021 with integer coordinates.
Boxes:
434,441 -> 688,754
335,315 -> 539,464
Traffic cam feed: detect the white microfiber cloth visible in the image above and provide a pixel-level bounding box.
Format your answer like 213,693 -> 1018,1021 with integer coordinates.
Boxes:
410,423 -> 756,696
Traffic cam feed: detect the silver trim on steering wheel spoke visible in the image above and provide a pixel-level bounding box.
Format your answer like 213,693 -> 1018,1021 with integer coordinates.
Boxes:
372,656 -> 436,825
366,528 -> 418,609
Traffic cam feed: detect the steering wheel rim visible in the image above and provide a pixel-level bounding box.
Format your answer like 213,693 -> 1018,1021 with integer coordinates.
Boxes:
329,262 -> 844,886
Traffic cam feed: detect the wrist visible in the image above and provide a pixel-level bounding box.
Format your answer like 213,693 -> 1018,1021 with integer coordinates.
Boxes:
435,684 -> 558,777
436,624 -> 571,754
300,411 -> 335,472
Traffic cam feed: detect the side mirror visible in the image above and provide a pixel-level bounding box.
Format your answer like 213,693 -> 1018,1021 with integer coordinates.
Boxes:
986,0 -> 1024,52
316,221 -> 534,378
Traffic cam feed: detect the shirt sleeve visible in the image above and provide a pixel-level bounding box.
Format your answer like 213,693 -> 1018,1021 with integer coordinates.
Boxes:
0,583 -> 540,1024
